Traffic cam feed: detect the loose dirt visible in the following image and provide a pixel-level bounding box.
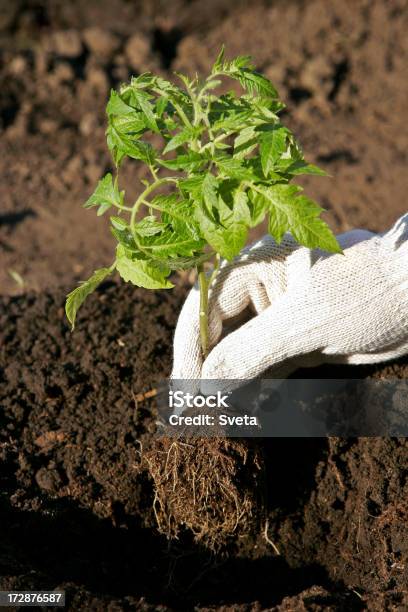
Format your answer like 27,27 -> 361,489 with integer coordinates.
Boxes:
1,0 -> 407,609
1,285 -> 407,610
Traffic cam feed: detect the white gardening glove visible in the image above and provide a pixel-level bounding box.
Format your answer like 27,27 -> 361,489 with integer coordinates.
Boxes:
172,214 -> 408,389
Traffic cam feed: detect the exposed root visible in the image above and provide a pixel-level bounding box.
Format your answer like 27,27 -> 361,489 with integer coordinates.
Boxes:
144,435 -> 265,551
263,519 -> 281,556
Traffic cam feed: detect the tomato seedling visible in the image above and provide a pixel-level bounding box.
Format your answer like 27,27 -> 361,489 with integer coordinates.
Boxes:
66,47 -> 340,356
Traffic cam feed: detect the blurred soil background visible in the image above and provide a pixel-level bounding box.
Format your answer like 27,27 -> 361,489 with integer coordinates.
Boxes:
0,0 -> 407,294
1,1 -> 408,610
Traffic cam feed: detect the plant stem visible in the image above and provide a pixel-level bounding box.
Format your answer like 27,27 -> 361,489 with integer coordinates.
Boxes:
197,264 -> 209,359
197,254 -> 220,359
130,177 -> 177,238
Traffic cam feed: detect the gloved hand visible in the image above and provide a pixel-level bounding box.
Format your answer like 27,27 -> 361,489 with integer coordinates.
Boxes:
172,214 -> 408,388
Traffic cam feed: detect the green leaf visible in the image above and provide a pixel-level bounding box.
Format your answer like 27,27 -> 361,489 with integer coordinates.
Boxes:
128,89 -> 159,133
149,194 -> 200,238
106,90 -> 135,116
178,175 -> 205,199
248,189 -> 269,227
150,193 -> 189,221
204,79 -> 222,91
112,113 -> 147,135
253,184 -> 341,252
110,216 -> 128,230
155,96 -> 168,117
194,195 -> 247,260
163,127 -> 200,154
283,161 -> 328,176
218,54 -> 253,73
259,126 -> 288,176
212,45 -> 226,72
116,245 -> 173,289
213,155 -> 255,181
202,173 -> 219,215
234,126 -> 258,159
78,52 -> 335,303
127,73 -> 156,89
235,70 -> 278,99
153,252 -> 212,271
65,267 -> 113,329
233,190 -> 251,225
84,173 -> 123,216
158,152 -> 207,172
111,226 -> 139,253
149,75 -> 191,106
135,216 -> 167,237
212,109 -> 253,132
107,123 -> 156,165
139,226 -> 203,258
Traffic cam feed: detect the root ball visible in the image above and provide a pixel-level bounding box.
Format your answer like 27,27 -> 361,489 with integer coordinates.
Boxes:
144,436 -> 265,550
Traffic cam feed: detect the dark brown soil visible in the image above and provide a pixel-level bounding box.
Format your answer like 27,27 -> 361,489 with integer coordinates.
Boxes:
1,284 -> 407,610
1,0 -> 407,610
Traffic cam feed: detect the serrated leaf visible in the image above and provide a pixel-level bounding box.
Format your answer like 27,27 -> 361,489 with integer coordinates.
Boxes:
205,79 -> 222,90
139,227 -> 203,258
106,90 -> 135,116
235,70 -> 278,99
259,126 -> 288,176
213,155 -> 255,181
135,216 -> 167,237
283,196 -> 341,252
111,226 -> 139,253
212,46 -> 226,72
116,245 -> 173,289
110,216 -> 128,230
253,184 -> 341,252
84,173 -> 122,215
248,189 -> 269,227
150,75 -> 191,106
219,55 -> 253,73
246,157 -> 283,182
233,126 -> 258,158
202,173 -> 219,215
65,267 -> 113,329
153,252 -> 212,271
81,53 -> 335,304
155,96 -> 168,117
158,152 -> 207,172
178,175 -> 205,199
150,194 -> 199,238
212,109 -> 253,132
112,113 -> 147,135
127,89 -> 159,133
233,190 -> 251,225
163,127 -> 199,154
217,55 -> 278,99
107,123 -> 156,165
128,73 -> 156,89
194,196 -> 247,260
214,141 -> 230,150
283,161 -> 328,176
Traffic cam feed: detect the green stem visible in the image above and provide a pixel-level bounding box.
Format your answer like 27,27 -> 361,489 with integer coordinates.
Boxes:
197,265 -> 209,358
130,177 -> 177,238
114,203 -> 133,212
197,254 -> 221,359
149,164 -> 158,180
